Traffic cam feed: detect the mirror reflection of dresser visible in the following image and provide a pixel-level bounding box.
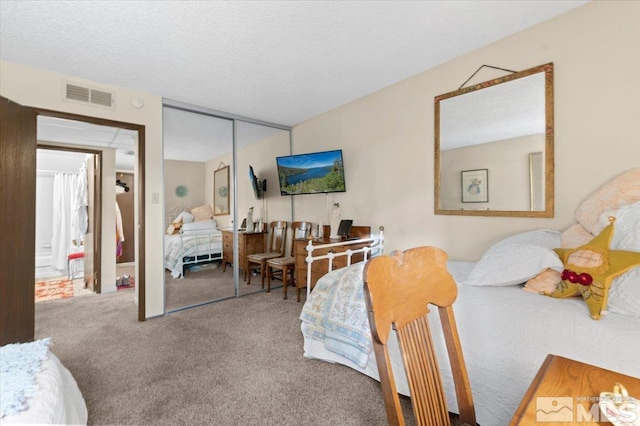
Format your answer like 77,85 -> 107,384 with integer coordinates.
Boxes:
434,62 -> 554,217
222,229 -> 266,282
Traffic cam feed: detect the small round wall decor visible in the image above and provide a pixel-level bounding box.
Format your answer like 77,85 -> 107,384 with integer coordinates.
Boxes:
175,185 -> 188,197
218,186 -> 228,197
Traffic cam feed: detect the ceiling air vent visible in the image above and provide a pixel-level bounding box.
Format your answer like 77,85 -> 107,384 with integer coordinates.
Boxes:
63,82 -> 115,109
66,84 -> 90,103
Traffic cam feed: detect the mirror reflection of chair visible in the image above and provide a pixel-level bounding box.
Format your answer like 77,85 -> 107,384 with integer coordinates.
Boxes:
266,221 -> 312,301
246,221 -> 288,288
363,246 -> 476,426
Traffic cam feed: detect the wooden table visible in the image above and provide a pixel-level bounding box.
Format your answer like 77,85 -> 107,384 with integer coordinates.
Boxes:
511,354 -> 640,425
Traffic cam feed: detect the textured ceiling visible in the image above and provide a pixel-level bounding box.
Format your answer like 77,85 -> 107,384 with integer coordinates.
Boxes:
1,0 -> 588,127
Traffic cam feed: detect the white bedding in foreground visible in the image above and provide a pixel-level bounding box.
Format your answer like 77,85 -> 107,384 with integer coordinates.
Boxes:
301,260 -> 640,426
164,231 -> 222,278
2,350 -> 87,425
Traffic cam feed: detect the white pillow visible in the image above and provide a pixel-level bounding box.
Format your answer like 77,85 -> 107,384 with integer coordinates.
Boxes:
608,268 -> 640,318
181,219 -> 218,235
603,201 -> 640,317
173,211 -> 194,224
598,201 -> 640,252
461,229 -> 563,287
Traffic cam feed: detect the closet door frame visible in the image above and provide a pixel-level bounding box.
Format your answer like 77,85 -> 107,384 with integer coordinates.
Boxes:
162,99 -> 292,309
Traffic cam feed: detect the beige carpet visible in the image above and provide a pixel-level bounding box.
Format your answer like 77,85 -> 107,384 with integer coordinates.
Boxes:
165,261 -> 292,311
34,288 -> 430,425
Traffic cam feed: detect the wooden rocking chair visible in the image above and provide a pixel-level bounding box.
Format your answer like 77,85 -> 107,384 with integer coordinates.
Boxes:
363,246 -> 476,426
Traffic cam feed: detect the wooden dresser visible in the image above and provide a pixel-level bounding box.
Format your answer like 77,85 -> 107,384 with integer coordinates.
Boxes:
511,354 -> 640,425
294,225 -> 371,297
222,230 -> 265,280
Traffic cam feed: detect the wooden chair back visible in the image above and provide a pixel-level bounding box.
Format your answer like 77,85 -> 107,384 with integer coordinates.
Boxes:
267,221 -> 287,255
363,246 -> 476,426
286,221 -> 312,256
265,221 -> 312,300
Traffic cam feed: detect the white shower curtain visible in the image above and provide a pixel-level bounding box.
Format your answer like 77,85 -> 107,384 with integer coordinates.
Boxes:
51,172 -> 79,271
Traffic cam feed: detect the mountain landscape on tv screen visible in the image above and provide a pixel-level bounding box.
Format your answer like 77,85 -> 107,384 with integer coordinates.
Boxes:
277,152 -> 345,195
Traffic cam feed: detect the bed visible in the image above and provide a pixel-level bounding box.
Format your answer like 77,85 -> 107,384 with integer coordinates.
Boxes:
164,219 -> 223,278
1,339 -> 88,425
299,170 -> 640,425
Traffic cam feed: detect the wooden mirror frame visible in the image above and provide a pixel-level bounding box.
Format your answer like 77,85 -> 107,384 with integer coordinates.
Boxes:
434,63 -> 554,217
214,165 -> 230,216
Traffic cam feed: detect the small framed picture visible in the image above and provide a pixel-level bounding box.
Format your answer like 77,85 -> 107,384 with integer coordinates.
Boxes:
461,169 -> 488,203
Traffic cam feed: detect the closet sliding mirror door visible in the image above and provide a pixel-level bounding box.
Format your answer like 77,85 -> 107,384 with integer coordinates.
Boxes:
236,121 -> 292,296
163,107 -> 235,311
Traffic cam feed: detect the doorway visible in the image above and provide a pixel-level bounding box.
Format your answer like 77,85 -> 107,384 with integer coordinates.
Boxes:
36,115 -> 139,296
0,96 -> 147,345
35,148 -> 100,301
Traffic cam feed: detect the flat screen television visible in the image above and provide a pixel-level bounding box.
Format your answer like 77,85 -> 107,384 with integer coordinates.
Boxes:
276,149 -> 346,196
249,165 -> 266,200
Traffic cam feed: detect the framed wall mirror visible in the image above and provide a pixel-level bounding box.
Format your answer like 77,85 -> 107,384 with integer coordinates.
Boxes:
214,165 -> 230,216
435,62 -> 554,217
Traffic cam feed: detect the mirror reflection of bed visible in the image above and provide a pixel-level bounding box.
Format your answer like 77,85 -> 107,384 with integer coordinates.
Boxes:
162,105 -> 293,312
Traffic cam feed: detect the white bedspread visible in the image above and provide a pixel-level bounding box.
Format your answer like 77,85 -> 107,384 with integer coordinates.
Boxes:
164,231 -> 222,278
1,339 -> 51,417
2,349 -> 87,425
301,260 -> 640,425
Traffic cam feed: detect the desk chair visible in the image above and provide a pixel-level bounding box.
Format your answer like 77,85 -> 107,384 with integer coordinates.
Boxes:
363,246 -> 476,426
246,221 -> 288,288
266,221 -> 312,300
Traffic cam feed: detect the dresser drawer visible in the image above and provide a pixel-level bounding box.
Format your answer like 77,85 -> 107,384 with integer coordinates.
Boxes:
295,240 -> 368,291
222,231 -> 233,262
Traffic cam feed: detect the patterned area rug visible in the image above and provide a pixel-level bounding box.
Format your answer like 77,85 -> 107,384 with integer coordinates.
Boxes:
35,277 -> 74,302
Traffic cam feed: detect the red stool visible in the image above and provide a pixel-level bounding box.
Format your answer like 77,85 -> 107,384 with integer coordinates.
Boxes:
68,251 -> 85,279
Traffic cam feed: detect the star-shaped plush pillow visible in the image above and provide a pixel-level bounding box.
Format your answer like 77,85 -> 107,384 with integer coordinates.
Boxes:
549,217 -> 640,320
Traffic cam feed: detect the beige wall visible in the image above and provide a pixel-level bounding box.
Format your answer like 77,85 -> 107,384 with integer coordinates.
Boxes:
205,129 -> 293,245
164,159 -> 206,225
0,60 -> 166,317
291,0 -> 640,260
440,134 -> 545,211
2,0 -> 639,318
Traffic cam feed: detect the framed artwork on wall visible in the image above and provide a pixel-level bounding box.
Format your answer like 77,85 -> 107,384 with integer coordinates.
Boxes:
461,169 -> 488,203
214,165 -> 230,216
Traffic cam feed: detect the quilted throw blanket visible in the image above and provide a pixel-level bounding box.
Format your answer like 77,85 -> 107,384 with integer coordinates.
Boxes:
300,263 -> 373,367
0,338 -> 51,417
